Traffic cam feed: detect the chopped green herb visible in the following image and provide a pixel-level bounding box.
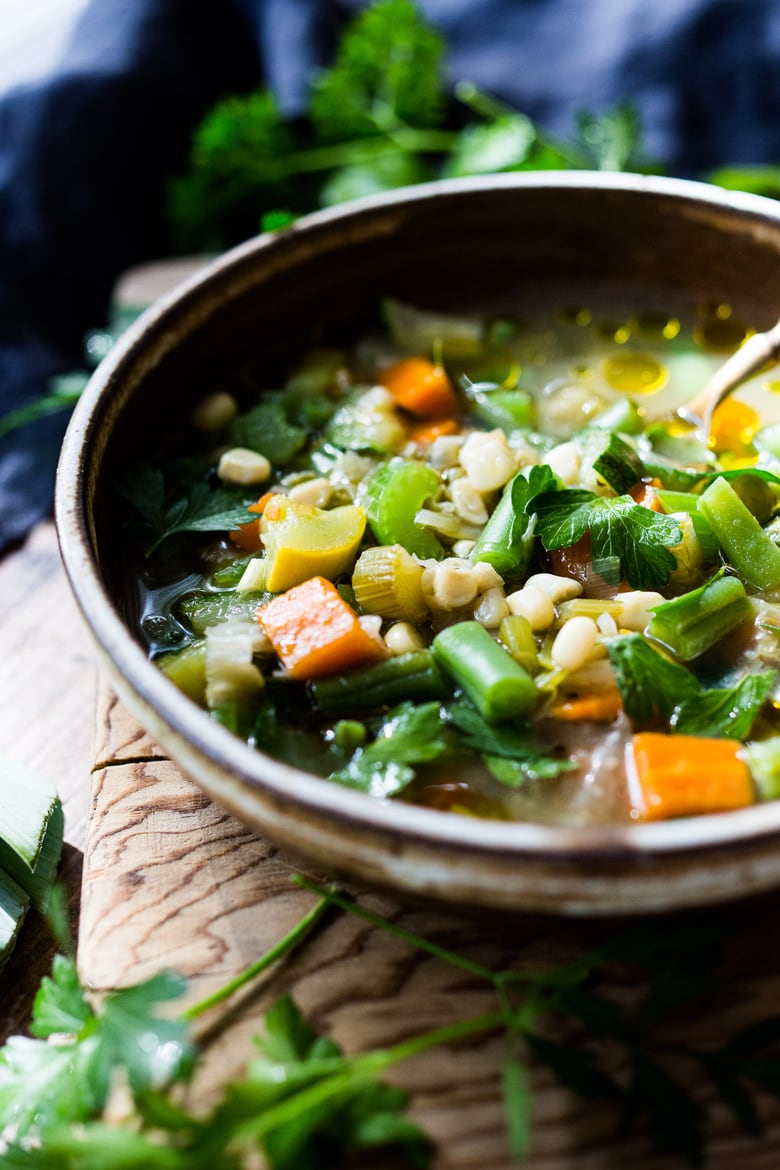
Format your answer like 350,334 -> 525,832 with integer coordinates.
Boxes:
120,468 -> 254,556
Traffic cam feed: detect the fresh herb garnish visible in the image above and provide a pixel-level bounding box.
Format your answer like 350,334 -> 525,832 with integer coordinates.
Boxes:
120,467 -> 254,556
229,401 -> 308,465
329,700 -> 450,794
446,697 -> 574,786
607,633 -> 777,737
533,488 -> 682,590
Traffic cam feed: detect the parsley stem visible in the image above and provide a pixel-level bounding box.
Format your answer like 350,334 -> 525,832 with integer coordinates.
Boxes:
181,891 -> 333,1020
233,1009 -> 506,1146
253,128 -> 460,182
293,875 -> 500,985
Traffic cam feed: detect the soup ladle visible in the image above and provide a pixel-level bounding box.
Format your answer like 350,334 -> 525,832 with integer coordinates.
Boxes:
678,313 -> 780,441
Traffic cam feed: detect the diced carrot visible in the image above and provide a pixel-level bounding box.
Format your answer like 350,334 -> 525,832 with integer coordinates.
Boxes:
257,575 -> 386,680
408,417 -> 460,446
549,691 -> 623,723
629,478 -> 665,512
710,398 -> 760,458
378,356 -> 459,417
230,491 -> 274,552
626,732 -> 754,822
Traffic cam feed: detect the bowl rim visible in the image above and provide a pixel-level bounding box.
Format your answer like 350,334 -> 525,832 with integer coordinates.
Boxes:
55,169 -> 780,869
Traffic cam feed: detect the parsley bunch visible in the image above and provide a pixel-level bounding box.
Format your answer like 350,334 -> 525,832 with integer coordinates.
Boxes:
4,880 -> 780,1168
167,0 -> 649,252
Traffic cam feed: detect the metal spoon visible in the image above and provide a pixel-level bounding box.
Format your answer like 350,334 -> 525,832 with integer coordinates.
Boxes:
677,314 -> 780,442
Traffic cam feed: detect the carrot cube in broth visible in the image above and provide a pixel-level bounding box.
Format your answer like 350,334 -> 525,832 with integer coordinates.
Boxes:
379,356 -> 459,417
257,575 -> 386,679
626,732 -> 754,821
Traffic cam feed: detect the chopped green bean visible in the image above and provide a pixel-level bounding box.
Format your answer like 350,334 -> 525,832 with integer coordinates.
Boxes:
432,621 -> 538,722
312,650 -> 448,716
699,476 -> 780,589
647,574 -> 753,660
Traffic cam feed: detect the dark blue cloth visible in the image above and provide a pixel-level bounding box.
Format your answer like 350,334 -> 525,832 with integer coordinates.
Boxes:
3,0 -> 780,549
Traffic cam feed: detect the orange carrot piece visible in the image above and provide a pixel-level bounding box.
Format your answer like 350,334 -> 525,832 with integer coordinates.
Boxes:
629,478 -> 665,512
379,356 -> 459,417
710,398 -> 760,457
409,417 -> 460,446
257,575 -> 386,679
230,491 -> 274,552
549,691 -> 623,723
626,732 -> 754,822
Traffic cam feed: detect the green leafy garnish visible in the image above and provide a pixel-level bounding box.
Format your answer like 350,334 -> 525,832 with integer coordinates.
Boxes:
229,401 -> 308,465
446,698 -> 574,785
533,489 -> 682,589
607,633 -> 777,738
330,700 -> 450,794
120,468 -> 254,556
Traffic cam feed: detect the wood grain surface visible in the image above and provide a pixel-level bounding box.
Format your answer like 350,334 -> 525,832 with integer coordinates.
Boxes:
4,522 -> 780,1167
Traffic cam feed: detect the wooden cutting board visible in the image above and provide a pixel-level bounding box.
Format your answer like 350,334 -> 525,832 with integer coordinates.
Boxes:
78,676 -> 780,1169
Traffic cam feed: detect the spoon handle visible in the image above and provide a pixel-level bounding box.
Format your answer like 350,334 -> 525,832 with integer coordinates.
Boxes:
679,315 -> 780,438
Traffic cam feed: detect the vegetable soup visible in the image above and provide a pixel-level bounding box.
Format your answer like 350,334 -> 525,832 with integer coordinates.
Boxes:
124,298 -> 780,827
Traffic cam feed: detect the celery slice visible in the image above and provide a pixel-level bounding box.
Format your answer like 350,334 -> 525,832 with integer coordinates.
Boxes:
0,868 -> 29,969
699,476 -> 780,589
0,756 -> 64,913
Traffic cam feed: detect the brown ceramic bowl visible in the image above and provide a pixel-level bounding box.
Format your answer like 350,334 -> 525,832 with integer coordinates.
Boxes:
56,173 -> 780,915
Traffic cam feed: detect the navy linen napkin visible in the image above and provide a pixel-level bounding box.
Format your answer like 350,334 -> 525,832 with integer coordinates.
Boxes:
2,0 -> 780,550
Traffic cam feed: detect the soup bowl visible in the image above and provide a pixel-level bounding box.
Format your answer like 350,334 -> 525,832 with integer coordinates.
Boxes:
56,172 -> 780,915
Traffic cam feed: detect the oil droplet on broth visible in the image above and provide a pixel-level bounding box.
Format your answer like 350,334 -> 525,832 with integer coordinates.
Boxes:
592,321 -> 631,344
559,306 -> 593,327
631,311 -> 681,341
602,352 -> 668,395
694,316 -> 751,352
764,379 -> 780,395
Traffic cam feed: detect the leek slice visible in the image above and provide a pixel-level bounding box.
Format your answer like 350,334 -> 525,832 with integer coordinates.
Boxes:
0,868 -> 29,970
0,756 -> 64,912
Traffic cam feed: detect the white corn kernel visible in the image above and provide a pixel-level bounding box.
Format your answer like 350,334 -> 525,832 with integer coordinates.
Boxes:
596,611 -> 619,638
524,572 -> 583,603
544,441 -> 581,485
429,434 -> 464,469
617,590 -> 665,632
449,477 -> 489,526
452,539 -> 476,557
385,621 -> 426,656
191,391 -> 238,432
551,616 -> 599,671
505,585 -> 555,630
217,447 -> 272,486
459,429 -> 516,491
423,558 -> 479,610
288,477 -> 333,508
473,561 -> 504,592
474,586 -> 510,629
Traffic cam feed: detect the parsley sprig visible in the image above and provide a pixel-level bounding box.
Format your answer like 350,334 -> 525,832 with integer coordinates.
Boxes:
119,467 -> 254,557
5,879 -> 780,1168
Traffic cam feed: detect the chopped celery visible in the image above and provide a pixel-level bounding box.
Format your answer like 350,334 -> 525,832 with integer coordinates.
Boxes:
158,639 -> 208,704
655,490 -> 701,515
590,398 -> 644,435
728,472 -> 777,524
498,615 -> 539,674
589,431 -> 645,494
699,476 -> 780,589
432,621 -> 538,722
364,459 -> 443,559
382,297 -> 484,357
352,545 -> 428,623
178,590 -> 270,634
0,869 -> 28,969
647,574 -> 753,660
744,738 -> 780,800
0,757 -> 64,913
465,384 -> 534,433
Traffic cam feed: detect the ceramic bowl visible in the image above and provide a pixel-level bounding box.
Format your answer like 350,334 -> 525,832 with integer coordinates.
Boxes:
56,172 -> 780,915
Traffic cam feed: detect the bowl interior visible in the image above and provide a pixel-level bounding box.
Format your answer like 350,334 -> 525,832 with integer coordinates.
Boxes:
57,173 -> 780,914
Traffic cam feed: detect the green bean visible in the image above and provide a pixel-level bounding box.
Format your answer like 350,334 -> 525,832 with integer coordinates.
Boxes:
647,574 -> 752,660
699,476 -> 780,589
311,650 -> 447,716
432,621 -> 537,722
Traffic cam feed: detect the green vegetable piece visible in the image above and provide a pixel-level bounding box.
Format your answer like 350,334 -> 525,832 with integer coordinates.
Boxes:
157,639 -> 207,704
178,590 -> 270,635
728,472 -> 777,524
498,614 -> 539,674
589,398 -> 644,435
471,464 -> 555,575
699,475 -> 780,589
326,386 -> 407,454
745,737 -> 780,799
433,621 -> 538,722
672,671 -> 776,739
0,757 -> 63,913
590,431 -> 645,494
312,650 -> 447,716
655,490 -> 701,515
468,385 -> 535,433
648,574 -> 753,661
0,870 -> 28,970
365,457 -> 443,558
606,633 -> 700,724
230,400 -> 308,465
